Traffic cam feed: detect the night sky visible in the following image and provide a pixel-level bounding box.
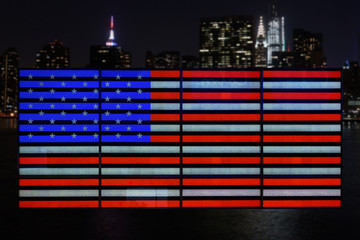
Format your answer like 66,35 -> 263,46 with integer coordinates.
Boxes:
1,0 -> 359,68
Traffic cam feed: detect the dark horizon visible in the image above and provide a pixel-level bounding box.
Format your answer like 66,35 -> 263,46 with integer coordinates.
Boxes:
1,0 -> 359,68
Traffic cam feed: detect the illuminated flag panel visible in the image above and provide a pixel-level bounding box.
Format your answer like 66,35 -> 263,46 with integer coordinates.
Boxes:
100,70 -> 181,208
262,70 -> 342,207
181,70 -> 262,208
18,70 -> 100,208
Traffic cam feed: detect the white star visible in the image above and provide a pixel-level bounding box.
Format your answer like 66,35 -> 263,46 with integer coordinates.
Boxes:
105,81 -> 110,87
28,74 -> 33,79
50,133 -> 55,139
72,119 -> 77,124
72,133 -> 77,138
50,119 -> 55,124
137,133 -> 142,138
93,89 -> 99,94
50,89 -> 55,94
105,111 -> 110,116
50,104 -> 55,109
39,126 -> 44,131
61,96 -> 66,102
116,133 -> 121,138
72,104 -> 77,109
126,111 -> 132,117
72,89 -> 77,94
105,126 -> 110,131
127,82 -> 132,87
105,96 -> 110,102
39,81 -> 44,87
137,74 -> 142,79
137,104 -> 142,109
28,104 -> 33,109
83,96 -> 88,102
93,119 -> 98,124
82,111 -> 88,116
127,126 -> 132,131
72,74 -> 77,79
115,89 -> 121,94
93,74 -> 99,80
83,126 -> 88,131
137,119 -> 143,124
116,104 -> 121,109
61,111 -> 66,116
116,74 -> 121,80
93,104 -> 98,109
127,97 -> 132,102
28,133 -> 33,139
50,74 -> 55,79
93,133 -> 98,138
39,111 -> 44,116
39,96 -> 44,101
61,126 -> 66,131
115,119 -> 121,124
137,89 -> 143,94
83,82 -> 88,87
28,119 -> 33,124
61,81 -> 66,87
28,88 -> 33,94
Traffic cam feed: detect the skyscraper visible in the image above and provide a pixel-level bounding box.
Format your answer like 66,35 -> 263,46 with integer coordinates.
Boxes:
145,51 -> 180,68
89,16 -> 131,68
35,40 -> 70,68
255,16 -> 268,68
199,16 -> 255,68
0,48 -> 19,113
267,0 -> 285,67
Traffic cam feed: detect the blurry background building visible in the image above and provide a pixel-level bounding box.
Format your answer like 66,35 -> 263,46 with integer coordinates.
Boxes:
35,40 -> 70,68
145,51 -> 180,68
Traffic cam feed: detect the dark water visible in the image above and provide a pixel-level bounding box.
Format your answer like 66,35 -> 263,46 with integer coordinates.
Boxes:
1,124 -> 360,240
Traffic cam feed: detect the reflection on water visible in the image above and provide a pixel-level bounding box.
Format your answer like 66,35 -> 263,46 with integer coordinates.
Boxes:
0,118 -> 17,129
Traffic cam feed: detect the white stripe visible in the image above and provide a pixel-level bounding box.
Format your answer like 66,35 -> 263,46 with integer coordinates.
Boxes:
151,81 -> 180,88
183,189 -> 260,197
151,103 -> 180,110
19,190 -> 99,197
263,189 -> 341,197
19,168 -> 99,175
151,125 -> 180,132
183,81 -> 260,89
101,189 -> 180,197
19,146 -> 99,154
183,168 -> 260,175
183,103 -> 260,111
101,168 -> 180,175
263,146 -> 341,154
264,103 -> 341,111
101,146 -> 180,153
183,146 -> 260,154
183,124 -> 260,132
263,125 -> 341,132
264,82 -> 341,89
263,168 -> 341,175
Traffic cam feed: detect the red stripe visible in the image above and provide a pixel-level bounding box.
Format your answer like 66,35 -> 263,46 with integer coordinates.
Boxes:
19,179 -> 99,186
151,114 -> 180,121
183,135 -> 260,142
264,92 -> 341,100
150,70 -> 180,78
263,157 -> 341,164
102,157 -> 180,164
263,114 -> 341,121
151,92 -> 180,99
183,71 -> 260,78
263,178 -> 341,186
183,92 -> 260,100
102,200 -> 180,208
19,157 -> 99,165
151,135 -> 180,142
263,70 -> 341,78
19,201 -> 99,208
263,135 -> 341,142
183,157 -> 260,164
263,200 -> 341,207
102,179 -> 180,186
183,114 -> 260,121
183,200 -> 261,207
183,178 -> 260,186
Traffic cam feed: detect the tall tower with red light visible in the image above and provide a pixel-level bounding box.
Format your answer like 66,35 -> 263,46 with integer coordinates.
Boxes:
106,16 -> 118,46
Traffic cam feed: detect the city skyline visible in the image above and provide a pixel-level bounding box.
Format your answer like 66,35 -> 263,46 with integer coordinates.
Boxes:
1,0 -> 359,68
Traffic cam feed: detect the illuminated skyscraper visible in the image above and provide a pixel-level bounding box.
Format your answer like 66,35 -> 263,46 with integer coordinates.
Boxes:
35,40 -> 70,68
255,16 -> 267,68
89,16 -> 131,68
199,16 -> 255,68
267,0 -> 285,67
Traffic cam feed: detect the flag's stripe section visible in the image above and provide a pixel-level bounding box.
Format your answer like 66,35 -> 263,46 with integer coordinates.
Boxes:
183,157 -> 260,164
183,146 -> 261,154
20,114 -> 98,121
151,92 -> 180,99
263,125 -> 341,132
183,103 -> 260,111
183,168 -> 260,175
263,114 -> 341,121
264,92 -> 341,100
102,157 -> 180,164
20,70 -> 99,77
183,179 -> 261,186
19,179 -> 99,186
183,114 -> 260,121
263,200 -> 341,208
183,71 -> 260,78
263,71 -> 341,78
100,125 -> 180,132
101,81 -> 179,88
19,146 -> 99,154
20,168 -> 99,175
20,136 -> 98,143
101,70 -> 151,78
19,201 -> 99,208
151,82 -> 180,88
183,189 -> 260,197
183,124 -> 260,132
263,103 -> 340,111
263,135 -> 341,142
263,189 -> 341,197
263,82 -> 340,89
102,135 -> 180,143
102,103 -> 181,110
263,178 -> 341,186
20,125 -> 99,132
101,146 -> 180,154
151,136 -> 180,142
183,82 -> 260,89
19,157 -> 99,164
183,135 -> 260,143
19,190 -> 99,197
151,114 -> 180,121
102,189 -> 180,197
101,168 -> 180,175
263,168 -> 341,175
20,92 -> 100,99
263,146 -> 341,154
150,70 -> 180,78
183,200 -> 261,207
20,81 -> 99,88
102,179 -> 180,186
263,157 -> 341,164
101,200 -> 180,208
20,103 -> 100,110
183,92 -> 260,100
